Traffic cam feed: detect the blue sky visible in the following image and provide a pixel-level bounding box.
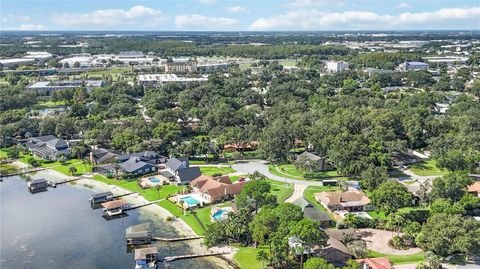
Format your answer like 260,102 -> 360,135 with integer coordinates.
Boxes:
1,0 -> 479,31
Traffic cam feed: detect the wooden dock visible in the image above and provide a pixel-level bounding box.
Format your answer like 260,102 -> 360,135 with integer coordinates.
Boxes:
159,251 -> 230,262
111,192 -> 137,199
0,167 -> 47,178
123,198 -> 164,212
152,235 -> 204,242
50,177 -> 83,187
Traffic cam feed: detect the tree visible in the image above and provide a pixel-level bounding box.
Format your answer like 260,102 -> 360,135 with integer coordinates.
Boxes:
68,166 -> 77,176
290,219 -> 328,269
155,185 -> 162,198
360,165 -> 388,191
256,250 -> 269,269
416,213 -> 480,257
294,155 -> 318,174
304,258 -> 335,269
27,156 -> 40,167
111,131 -> 142,152
152,122 -> 182,142
430,173 -> 473,202
430,198 -> 465,215
6,147 -> 20,159
371,181 -> 413,215
235,180 -> 276,213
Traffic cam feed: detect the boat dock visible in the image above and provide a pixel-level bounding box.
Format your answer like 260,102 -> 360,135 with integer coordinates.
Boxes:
152,236 -> 204,242
159,251 -> 230,262
123,198 -> 164,212
1,167 -> 47,178
112,192 -> 137,199
49,177 -> 83,187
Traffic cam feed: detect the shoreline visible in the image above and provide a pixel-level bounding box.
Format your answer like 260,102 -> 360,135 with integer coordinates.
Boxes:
40,169 -> 238,268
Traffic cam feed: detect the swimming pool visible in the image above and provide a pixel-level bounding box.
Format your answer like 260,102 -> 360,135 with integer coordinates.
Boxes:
180,196 -> 200,206
211,207 -> 233,221
148,177 -> 161,183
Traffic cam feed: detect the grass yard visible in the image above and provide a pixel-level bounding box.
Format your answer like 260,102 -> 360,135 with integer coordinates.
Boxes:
303,185 -> 340,213
0,164 -> 20,175
234,246 -> 270,269
409,159 -> 449,176
199,166 -> 236,176
36,100 -> 66,108
157,200 -> 205,235
266,179 -> 294,203
367,210 -> 387,220
0,149 -> 7,159
269,164 -> 339,181
195,201 -> 233,228
18,154 -> 92,176
92,174 -> 184,201
368,250 -> 425,265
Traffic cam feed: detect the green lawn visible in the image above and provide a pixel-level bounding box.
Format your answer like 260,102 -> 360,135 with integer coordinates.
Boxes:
234,246 -> 269,269
409,159 -> 449,176
303,185 -> 340,213
195,201 -> 233,227
36,100 -> 66,108
157,200 -> 205,235
230,175 -> 246,182
18,154 -> 92,176
0,149 -> 7,159
92,174 -> 184,201
269,164 -> 339,181
266,179 -> 294,203
367,210 -> 387,220
199,166 -> 236,176
368,250 -> 425,265
0,164 -> 20,175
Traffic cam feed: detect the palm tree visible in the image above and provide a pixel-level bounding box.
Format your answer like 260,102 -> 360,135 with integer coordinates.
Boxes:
256,250 -> 269,269
68,166 -> 77,176
113,159 -> 121,180
155,185 -> 162,198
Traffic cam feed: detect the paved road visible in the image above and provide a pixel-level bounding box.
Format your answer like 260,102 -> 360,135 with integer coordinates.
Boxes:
401,168 -> 441,182
231,161 -> 324,186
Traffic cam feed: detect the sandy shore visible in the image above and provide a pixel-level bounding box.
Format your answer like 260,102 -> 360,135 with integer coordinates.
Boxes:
42,170 -> 237,268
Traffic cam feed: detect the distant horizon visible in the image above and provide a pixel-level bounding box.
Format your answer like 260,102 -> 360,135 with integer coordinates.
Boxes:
1,0 -> 479,31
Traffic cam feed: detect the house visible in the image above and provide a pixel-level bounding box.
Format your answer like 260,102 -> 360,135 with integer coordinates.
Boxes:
160,157 -> 201,185
303,204 -> 335,228
391,152 -> 422,167
223,141 -> 259,152
189,175 -> 247,203
315,190 -> 374,212
290,196 -> 334,228
326,61 -> 349,73
26,135 -> 70,160
296,151 -> 327,171
119,157 -> 157,175
468,181 -> 480,197
357,258 -> 393,269
314,229 -> 354,266
118,151 -> 166,165
89,148 -> 119,165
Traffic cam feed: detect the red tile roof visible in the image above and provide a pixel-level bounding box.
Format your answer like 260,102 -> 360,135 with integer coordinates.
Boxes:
356,258 -> 392,269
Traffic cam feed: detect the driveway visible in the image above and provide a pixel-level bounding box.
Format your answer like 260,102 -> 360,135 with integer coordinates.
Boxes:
356,228 -> 422,255
284,184 -> 307,203
231,161 -> 324,186
401,169 -> 441,182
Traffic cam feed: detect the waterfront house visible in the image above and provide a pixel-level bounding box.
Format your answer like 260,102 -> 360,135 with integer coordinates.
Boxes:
119,157 -> 157,175
315,190 -> 373,212
189,175 -> 247,203
27,135 -> 70,160
159,157 -> 201,185
89,148 -> 119,165
95,150 -> 163,176
357,258 -> 393,269
296,151 -> 327,171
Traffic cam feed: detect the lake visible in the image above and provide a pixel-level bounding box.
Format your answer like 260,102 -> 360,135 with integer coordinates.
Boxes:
0,174 -> 228,269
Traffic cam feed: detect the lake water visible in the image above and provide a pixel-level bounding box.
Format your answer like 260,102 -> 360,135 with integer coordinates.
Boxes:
0,175 -> 228,269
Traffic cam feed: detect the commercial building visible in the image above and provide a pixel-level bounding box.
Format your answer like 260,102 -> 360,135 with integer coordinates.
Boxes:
165,59 -> 197,74
325,61 -> 349,73
0,58 -> 36,68
138,74 -> 208,87
400,61 -> 429,71
24,51 -> 53,61
27,80 -> 103,92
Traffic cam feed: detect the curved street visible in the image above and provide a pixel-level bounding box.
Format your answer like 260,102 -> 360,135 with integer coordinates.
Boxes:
231,161 -> 324,186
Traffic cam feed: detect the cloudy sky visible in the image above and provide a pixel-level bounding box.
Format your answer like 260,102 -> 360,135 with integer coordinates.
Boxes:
1,0 -> 479,31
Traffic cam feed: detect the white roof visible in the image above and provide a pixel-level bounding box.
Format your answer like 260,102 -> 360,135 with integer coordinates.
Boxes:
138,74 -> 208,83
0,58 -> 35,64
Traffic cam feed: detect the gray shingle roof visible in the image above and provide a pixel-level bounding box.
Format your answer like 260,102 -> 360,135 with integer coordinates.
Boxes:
166,158 -> 186,171
177,167 -> 201,183
120,157 -> 155,173
298,151 -> 324,161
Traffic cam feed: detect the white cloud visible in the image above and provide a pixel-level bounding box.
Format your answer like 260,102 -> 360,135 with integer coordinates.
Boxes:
175,14 -> 240,29
51,5 -> 168,28
250,7 -> 480,30
2,14 -> 30,23
395,2 -> 410,9
17,24 -> 47,31
226,5 -> 250,13
198,0 -> 216,5
285,0 -> 345,9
